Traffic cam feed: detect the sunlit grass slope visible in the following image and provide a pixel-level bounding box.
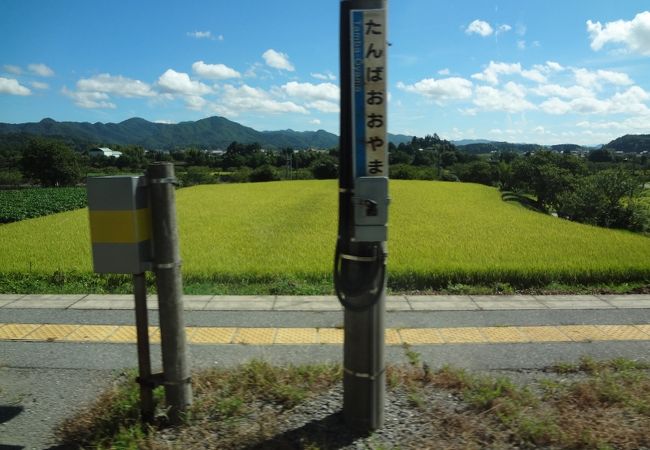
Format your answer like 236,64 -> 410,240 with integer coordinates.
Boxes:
1,180 -> 648,287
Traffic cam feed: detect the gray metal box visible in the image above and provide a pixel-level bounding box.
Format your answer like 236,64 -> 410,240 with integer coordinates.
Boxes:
353,176 -> 389,242
87,176 -> 152,274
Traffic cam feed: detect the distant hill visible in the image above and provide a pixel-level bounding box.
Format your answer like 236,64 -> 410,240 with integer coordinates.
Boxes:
604,134 -> 650,153
455,141 -> 544,154
0,116 -> 414,150
452,139 -> 495,146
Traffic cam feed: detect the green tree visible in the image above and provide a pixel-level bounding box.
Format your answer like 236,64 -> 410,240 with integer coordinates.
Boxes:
249,164 -> 279,182
510,151 -> 585,211
20,138 -> 82,186
311,157 -> 338,179
557,169 -> 648,231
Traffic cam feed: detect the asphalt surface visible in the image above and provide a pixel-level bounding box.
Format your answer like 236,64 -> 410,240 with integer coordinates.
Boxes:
2,295 -> 650,449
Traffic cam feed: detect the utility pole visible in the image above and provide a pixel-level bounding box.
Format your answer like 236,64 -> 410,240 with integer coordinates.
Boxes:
147,162 -> 192,424
336,0 -> 389,431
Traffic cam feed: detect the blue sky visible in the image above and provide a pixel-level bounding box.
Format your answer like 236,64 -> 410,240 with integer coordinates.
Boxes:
1,0 -> 649,145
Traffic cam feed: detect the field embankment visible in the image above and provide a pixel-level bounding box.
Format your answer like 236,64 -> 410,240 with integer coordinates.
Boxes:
0,180 -> 648,293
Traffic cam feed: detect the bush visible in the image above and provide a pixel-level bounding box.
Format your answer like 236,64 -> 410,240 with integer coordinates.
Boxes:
179,166 -> 216,187
0,170 -> 23,186
249,165 -> 279,182
311,157 -> 338,179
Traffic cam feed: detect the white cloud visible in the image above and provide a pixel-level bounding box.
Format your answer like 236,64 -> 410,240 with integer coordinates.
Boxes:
281,81 -> 339,102
3,65 -> 21,75
471,61 -> 521,85
587,11 -> 650,55
184,95 -> 207,110
396,77 -> 473,102
532,84 -> 594,99
311,72 -> 336,81
28,63 -> 54,77
306,100 -> 339,113
192,61 -> 241,79
576,115 -> 650,133
595,69 -> 633,86
187,31 -> 213,39
309,118 -> 321,125
473,82 -> 535,113
496,24 -> 512,35
212,84 -> 307,116
62,87 -> 115,108
0,77 -> 31,95
517,40 -> 526,50
77,73 -> 155,97
538,97 -> 574,115
156,69 -> 212,96
262,49 -> 295,71
544,61 -> 564,72
521,69 -> 547,83
437,68 -> 450,75
31,81 -> 49,90
608,86 -> 650,114
466,20 -> 493,37
573,68 -> 633,90
538,87 -> 647,116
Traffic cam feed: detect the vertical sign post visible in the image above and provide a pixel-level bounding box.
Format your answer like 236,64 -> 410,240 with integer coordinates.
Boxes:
336,0 -> 388,432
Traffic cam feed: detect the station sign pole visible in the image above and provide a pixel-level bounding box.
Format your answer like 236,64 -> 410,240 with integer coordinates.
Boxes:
336,0 -> 389,431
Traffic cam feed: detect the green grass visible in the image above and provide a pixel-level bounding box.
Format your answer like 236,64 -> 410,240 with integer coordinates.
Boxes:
0,180 -> 648,292
56,358 -> 650,449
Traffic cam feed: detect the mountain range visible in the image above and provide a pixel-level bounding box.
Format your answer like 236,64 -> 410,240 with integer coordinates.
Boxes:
0,116 -> 413,150
0,116 -> 647,153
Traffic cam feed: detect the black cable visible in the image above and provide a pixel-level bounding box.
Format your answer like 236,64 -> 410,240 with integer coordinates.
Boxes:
334,238 -> 386,311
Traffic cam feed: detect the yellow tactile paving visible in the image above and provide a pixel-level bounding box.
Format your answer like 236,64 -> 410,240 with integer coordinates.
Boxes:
274,328 -> 317,344
0,323 -> 41,339
317,328 -> 343,344
24,324 -> 79,341
438,327 -> 486,343
1,324 -> 650,345
597,325 -> 649,341
635,325 -> 650,336
105,326 -> 137,342
562,325 -> 610,342
63,325 -> 118,342
518,326 -> 570,342
399,328 -> 444,345
385,329 -> 402,345
481,327 -> 528,343
233,328 -> 276,344
188,327 -> 236,344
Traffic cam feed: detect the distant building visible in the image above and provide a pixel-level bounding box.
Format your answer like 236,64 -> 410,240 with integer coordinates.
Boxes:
89,147 -> 122,158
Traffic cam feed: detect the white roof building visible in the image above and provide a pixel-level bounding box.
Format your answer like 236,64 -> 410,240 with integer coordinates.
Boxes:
89,147 -> 123,158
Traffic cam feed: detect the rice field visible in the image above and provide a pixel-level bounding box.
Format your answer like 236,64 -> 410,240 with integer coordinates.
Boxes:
0,180 -> 649,288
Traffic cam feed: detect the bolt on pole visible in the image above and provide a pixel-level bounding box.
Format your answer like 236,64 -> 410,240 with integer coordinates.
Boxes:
337,0 -> 389,431
147,162 -> 192,424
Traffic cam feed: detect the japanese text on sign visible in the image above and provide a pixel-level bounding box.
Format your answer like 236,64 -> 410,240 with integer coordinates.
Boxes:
351,8 -> 387,177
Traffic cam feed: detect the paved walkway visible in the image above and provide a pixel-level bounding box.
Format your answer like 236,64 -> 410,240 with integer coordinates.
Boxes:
2,293 -> 650,311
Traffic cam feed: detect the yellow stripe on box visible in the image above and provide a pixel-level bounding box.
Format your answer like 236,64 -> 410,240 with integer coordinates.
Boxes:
89,208 -> 151,244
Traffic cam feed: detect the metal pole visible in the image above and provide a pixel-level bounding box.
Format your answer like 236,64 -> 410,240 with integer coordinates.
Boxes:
343,244 -> 386,430
146,162 -> 192,424
133,272 -> 154,423
339,0 -> 387,431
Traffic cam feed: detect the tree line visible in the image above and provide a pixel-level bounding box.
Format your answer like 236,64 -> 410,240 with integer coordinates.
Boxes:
1,134 -> 648,232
